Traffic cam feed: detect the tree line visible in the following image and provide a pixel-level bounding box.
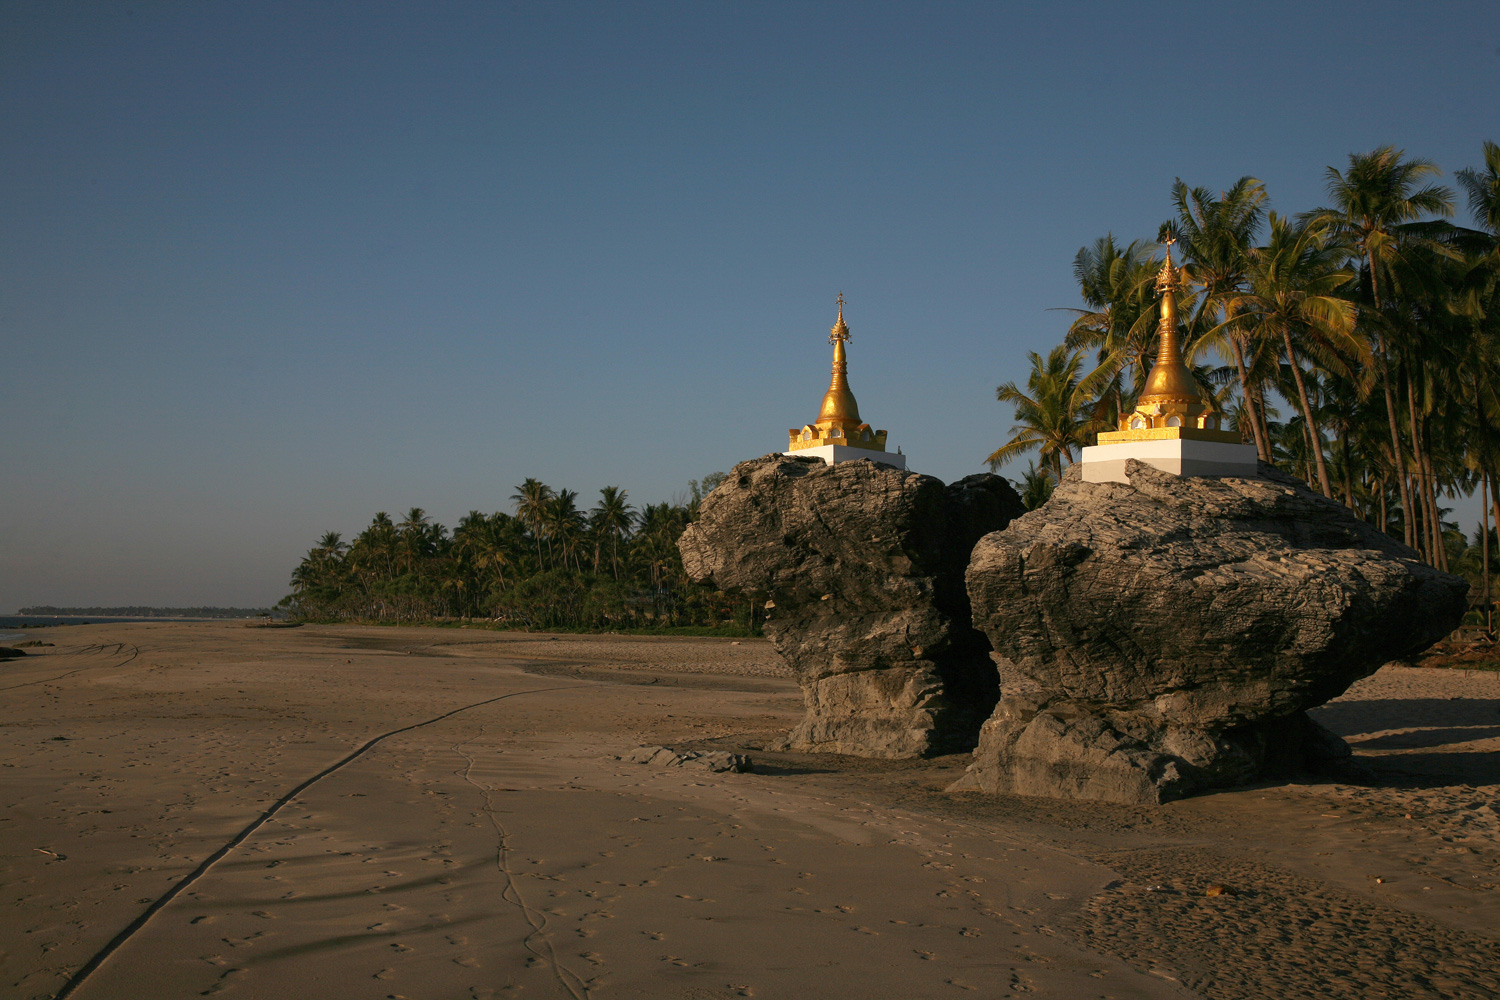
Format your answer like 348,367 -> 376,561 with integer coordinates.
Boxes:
990,144 -> 1500,620
14,606 -> 274,618
280,474 -> 765,632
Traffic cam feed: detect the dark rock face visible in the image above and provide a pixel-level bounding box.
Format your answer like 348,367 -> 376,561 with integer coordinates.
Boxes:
679,454 -> 1024,758
954,460 -> 1468,804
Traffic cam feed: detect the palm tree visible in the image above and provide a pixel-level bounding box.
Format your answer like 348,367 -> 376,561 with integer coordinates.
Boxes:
1063,235 -> 1160,422
1219,214 -> 1362,497
1307,146 -> 1455,544
590,486 -> 634,578
987,345 -> 1096,480
354,512 -> 398,583
1016,462 -> 1056,511
1455,141 -> 1500,593
396,507 -> 434,576
1172,177 -> 1273,460
511,478 -> 554,567
544,489 -> 586,572
1457,141 -> 1500,238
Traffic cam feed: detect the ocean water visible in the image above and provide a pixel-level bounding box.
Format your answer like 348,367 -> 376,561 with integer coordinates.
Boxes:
0,615 -> 231,641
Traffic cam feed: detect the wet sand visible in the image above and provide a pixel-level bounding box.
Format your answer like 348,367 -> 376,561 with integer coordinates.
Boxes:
2,622 -> 1497,999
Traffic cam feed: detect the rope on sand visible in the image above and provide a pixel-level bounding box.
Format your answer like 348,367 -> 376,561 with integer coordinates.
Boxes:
51,683 -> 573,1000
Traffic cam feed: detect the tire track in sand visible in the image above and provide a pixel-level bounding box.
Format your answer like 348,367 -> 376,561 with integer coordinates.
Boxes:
453,724 -> 591,1000
51,683 -> 575,1000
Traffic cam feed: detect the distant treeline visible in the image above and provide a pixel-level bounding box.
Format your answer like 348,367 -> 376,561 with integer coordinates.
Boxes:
282,474 -> 766,634
15,606 -> 276,618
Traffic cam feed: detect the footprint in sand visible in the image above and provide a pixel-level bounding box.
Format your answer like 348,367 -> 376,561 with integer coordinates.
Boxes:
222,932 -> 264,948
372,968 -> 395,980
190,915 -> 215,925
643,931 -> 665,941
453,956 -> 480,968
200,967 -> 246,995
581,951 -> 605,966
914,950 -> 936,961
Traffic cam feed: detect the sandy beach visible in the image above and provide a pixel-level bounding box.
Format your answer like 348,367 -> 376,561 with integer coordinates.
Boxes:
2,622 -> 1498,1000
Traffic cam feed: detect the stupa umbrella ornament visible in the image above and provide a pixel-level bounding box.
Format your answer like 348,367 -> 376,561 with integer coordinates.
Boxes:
784,295 -> 906,469
1079,240 -> 1258,482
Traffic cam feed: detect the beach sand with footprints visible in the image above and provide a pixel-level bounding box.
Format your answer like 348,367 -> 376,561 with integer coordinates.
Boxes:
3,622 -> 1499,999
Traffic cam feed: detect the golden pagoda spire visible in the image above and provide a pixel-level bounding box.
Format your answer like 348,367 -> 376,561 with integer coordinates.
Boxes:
1084,243 -> 1257,483
1136,238 -> 1201,407
787,294 -> 891,456
820,292 -> 859,423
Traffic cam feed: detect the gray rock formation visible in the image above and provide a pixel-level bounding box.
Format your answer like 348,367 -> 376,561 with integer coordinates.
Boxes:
679,454 -> 1024,759
627,746 -> 751,773
952,460 -> 1468,804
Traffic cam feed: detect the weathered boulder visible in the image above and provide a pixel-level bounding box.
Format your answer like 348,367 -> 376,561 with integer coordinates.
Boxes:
679,454 -> 1024,758
953,459 -> 1468,804
627,746 -> 752,773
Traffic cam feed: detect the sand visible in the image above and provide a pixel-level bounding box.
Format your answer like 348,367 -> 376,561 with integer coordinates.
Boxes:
1,623 -> 1497,1000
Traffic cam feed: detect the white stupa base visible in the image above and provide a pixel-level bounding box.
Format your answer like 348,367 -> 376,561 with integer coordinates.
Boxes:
784,445 -> 906,470
1081,438 -> 1258,484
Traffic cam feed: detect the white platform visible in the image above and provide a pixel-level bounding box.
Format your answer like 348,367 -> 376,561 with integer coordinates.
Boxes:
783,445 -> 907,470
1081,438 -> 1257,483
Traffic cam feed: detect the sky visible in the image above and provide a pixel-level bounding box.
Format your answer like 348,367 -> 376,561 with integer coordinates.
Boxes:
3,1 -> 1498,610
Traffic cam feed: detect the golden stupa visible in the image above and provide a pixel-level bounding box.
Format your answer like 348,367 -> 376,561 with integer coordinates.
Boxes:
1081,239 -> 1257,482
1095,240 -> 1240,445
786,295 -> 901,466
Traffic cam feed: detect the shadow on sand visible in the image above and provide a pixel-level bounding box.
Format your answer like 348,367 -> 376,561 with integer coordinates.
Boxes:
1312,696 -> 1500,736
1308,696 -> 1500,788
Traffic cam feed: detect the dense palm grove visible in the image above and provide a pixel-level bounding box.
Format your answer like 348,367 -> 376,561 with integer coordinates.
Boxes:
989,144 -> 1500,621
281,474 -> 764,631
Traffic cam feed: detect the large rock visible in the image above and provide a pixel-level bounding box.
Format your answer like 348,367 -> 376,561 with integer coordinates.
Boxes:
953,460 -> 1468,804
679,454 -> 1024,758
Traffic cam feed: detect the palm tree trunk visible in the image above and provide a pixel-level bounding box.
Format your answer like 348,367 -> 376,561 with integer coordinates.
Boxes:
1380,369 -> 1414,548
1340,432 -> 1357,512
1484,472 -> 1493,634
1230,336 -> 1270,462
1282,330 -> 1332,497
1421,445 -> 1447,571
1404,374 -> 1442,567
1254,384 -> 1275,462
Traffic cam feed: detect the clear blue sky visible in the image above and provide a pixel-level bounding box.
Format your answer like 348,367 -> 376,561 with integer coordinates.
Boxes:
3,1 -> 1497,610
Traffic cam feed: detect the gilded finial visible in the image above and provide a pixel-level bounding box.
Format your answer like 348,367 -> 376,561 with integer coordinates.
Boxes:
1156,236 -> 1180,294
830,292 -> 851,344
